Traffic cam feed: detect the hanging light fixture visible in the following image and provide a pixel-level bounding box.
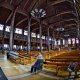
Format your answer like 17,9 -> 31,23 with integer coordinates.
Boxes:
56,27 -> 64,32
64,34 -> 70,37
30,9 -> 46,18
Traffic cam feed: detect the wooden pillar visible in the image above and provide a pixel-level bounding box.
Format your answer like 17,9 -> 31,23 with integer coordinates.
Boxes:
2,24 -> 6,54
52,31 -> 55,50
39,22 -> 42,52
56,39 -> 58,48
22,29 -> 24,50
45,36 -> 47,50
65,38 -> 68,47
36,33 -> 37,51
9,11 -> 16,51
71,38 -> 73,47
27,18 -> 31,53
75,38 -> 77,48
47,28 -> 50,51
60,38 -> 63,49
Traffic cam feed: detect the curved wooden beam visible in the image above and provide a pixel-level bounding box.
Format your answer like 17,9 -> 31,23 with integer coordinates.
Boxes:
25,22 -> 37,29
41,0 -> 73,9
23,0 -> 29,10
42,23 -> 77,35
49,0 -> 67,6
6,12 -> 13,23
64,23 -> 77,28
44,11 -> 76,20
31,27 -> 39,32
16,18 -> 27,26
49,18 -> 77,26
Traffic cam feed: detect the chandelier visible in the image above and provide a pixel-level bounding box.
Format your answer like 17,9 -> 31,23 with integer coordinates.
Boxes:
56,27 -> 64,32
64,34 -> 69,37
30,9 -> 46,18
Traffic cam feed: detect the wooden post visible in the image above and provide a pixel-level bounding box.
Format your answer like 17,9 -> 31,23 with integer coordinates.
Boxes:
47,28 -> 50,51
9,11 -> 16,51
60,38 -> 63,49
27,18 -> 31,53
36,33 -> 37,51
45,36 -> 47,50
22,29 -> 24,50
39,21 -> 42,52
65,38 -> 68,47
2,24 -> 6,54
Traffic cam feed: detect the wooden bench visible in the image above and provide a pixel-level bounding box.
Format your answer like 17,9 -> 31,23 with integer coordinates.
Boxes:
44,58 -> 80,75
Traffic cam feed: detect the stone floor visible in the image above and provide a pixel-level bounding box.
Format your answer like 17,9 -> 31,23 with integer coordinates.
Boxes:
0,54 -> 56,80
0,54 -> 80,80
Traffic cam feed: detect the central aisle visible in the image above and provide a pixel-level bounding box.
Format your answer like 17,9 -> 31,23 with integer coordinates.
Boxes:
0,54 -> 55,80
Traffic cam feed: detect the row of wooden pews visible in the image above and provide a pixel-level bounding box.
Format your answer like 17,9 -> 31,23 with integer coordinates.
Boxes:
44,50 -> 80,75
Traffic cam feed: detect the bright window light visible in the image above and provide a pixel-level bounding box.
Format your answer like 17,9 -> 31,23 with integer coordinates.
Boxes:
20,46 -> 22,49
5,26 -> 10,32
58,40 -> 60,45
76,38 -> 79,43
13,45 -> 16,48
54,40 -> 57,45
72,38 -> 75,44
31,32 -> 36,37
24,30 -> 28,35
63,39 -> 65,45
49,38 -> 51,41
42,36 -> 45,39
15,28 -> 22,34
0,24 -> 4,30
37,46 -> 40,49
68,39 -> 71,44
4,44 -> 8,48
37,34 -> 40,38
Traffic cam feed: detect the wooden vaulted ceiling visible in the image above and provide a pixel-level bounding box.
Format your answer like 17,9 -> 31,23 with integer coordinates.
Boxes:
0,0 -> 80,39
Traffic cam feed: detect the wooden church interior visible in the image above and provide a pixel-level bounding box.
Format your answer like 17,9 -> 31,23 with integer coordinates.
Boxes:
0,0 -> 80,80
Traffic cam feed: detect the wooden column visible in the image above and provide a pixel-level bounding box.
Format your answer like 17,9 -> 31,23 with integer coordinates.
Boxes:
39,22 -> 42,52
71,38 -> 73,47
27,18 -> 31,53
9,11 -> 16,51
47,28 -> 50,51
65,38 -> 68,47
22,29 -> 24,50
2,24 -> 6,54
60,38 -> 63,49
36,33 -> 37,51
52,31 -> 55,50
75,38 -> 77,48
45,36 -> 47,50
